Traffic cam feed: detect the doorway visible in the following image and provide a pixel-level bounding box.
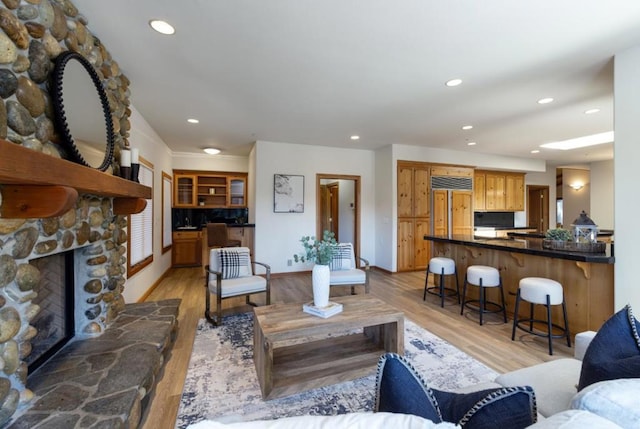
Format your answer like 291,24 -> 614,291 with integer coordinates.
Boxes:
316,174 -> 361,259
527,185 -> 550,232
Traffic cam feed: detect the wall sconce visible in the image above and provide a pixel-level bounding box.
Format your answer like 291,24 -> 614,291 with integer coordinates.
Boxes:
569,182 -> 584,191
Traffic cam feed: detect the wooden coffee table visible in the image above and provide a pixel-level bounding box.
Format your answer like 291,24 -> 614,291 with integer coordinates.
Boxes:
253,294 -> 404,400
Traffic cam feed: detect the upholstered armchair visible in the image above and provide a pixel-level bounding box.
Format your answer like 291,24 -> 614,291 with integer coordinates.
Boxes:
329,243 -> 370,294
205,247 -> 271,326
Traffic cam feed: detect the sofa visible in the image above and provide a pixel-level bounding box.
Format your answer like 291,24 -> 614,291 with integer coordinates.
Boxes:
188,305 -> 640,429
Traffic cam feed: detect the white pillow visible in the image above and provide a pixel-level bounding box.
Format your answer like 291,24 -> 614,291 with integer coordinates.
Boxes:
526,410 -> 623,429
187,412 -> 460,429
329,243 -> 353,271
570,378 -> 640,429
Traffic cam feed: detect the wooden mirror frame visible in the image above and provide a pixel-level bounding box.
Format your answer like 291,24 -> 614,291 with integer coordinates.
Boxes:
50,51 -> 115,172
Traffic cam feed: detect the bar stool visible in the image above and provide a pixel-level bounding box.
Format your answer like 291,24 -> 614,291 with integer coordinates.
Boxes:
511,277 -> 571,355
460,265 -> 507,325
423,257 -> 459,307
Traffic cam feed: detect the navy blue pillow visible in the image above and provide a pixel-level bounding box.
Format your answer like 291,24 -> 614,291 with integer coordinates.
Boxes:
578,304 -> 640,391
375,353 -> 537,429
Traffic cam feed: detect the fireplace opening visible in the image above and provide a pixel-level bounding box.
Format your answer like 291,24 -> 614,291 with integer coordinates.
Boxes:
26,251 -> 75,375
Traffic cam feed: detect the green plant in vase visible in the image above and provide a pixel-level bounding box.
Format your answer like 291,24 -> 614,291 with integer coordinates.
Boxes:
293,230 -> 338,266
545,228 -> 572,241
293,230 -> 338,308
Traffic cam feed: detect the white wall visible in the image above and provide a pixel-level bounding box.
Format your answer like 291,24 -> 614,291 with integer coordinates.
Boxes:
590,159 -> 614,229
122,106 -> 174,303
172,152 -> 248,172
374,146 -> 395,271
253,140 -> 376,274
614,45 -> 640,311
561,168 -> 591,227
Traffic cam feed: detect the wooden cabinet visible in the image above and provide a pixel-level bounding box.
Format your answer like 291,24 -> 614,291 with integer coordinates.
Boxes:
474,170 -> 525,212
505,174 -> 525,211
173,170 -> 248,208
174,173 -> 197,207
397,162 -> 431,271
172,231 -> 202,267
397,165 -> 430,218
474,173 -> 485,211
432,189 -> 473,236
451,191 -> 473,235
432,190 -> 448,236
229,177 -> 247,207
485,172 -> 506,210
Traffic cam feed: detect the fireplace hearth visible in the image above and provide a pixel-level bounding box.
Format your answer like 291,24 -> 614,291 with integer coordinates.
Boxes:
26,251 -> 75,374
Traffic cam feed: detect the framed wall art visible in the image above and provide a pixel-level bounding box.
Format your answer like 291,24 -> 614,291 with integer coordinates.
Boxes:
274,174 -> 304,213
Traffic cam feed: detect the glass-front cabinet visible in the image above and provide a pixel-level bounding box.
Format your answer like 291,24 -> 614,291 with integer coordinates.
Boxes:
174,173 -> 196,207
229,177 -> 246,206
172,170 -> 247,208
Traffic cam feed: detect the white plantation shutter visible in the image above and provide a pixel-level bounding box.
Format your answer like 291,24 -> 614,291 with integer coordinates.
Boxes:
129,160 -> 153,269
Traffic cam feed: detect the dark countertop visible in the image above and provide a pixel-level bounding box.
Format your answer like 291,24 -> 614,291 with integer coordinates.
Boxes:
424,234 -> 614,264
174,223 -> 255,232
474,226 -> 537,230
507,230 -> 614,239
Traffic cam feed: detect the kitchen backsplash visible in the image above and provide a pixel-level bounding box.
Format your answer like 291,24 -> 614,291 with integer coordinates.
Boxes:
474,211 -> 515,227
172,207 -> 249,228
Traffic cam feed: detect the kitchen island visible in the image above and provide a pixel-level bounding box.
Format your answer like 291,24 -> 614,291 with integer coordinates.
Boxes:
424,234 -> 614,334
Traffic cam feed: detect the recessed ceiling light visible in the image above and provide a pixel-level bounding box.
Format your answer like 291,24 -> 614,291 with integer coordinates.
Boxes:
203,148 -> 220,155
445,79 -> 462,87
584,108 -> 600,114
467,142 -> 476,146
537,97 -> 554,104
350,135 -> 360,140
187,118 -> 199,124
540,131 -> 614,150
462,125 -> 473,130
530,149 -> 540,154
149,19 -> 175,35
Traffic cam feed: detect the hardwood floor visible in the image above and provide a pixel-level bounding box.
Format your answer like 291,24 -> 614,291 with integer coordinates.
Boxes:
140,267 -> 572,429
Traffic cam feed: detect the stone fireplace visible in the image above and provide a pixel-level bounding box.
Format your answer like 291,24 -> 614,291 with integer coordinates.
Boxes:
0,195 -> 128,417
0,2 -> 179,425
25,250 -> 74,372
0,194 -> 178,428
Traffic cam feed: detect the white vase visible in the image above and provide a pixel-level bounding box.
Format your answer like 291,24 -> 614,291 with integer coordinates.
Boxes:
312,264 -> 331,308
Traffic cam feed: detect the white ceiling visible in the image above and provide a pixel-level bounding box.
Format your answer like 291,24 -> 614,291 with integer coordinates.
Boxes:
74,0 -> 640,165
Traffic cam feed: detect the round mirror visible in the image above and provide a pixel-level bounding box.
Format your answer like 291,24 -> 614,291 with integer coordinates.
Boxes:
50,51 -> 115,171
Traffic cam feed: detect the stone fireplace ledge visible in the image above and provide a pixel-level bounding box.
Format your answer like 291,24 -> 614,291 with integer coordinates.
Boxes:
7,299 -> 181,429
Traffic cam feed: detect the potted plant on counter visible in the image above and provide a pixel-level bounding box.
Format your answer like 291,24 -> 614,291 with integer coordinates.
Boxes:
293,230 -> 338,307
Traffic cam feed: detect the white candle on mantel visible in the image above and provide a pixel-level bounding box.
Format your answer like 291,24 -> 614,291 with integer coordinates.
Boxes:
131,148 -> 139,164
121,149 -> 131,167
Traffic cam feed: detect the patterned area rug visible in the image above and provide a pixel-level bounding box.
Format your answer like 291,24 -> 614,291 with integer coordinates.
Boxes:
176,312 -> 498,429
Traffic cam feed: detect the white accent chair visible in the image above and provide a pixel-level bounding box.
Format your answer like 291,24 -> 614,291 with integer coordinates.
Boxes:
205,247 -> 271,326
329,243 -> 370,295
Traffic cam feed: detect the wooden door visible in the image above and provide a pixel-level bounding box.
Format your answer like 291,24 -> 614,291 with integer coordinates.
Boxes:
327,182 -> 339,240
527,186 -> 550,232
432,190 -> 448,236
452,191 -> 473,235
397,219 -> 414,271
474,173 -> 485,210
413,168 -> 430,217
397,166 -> 413,217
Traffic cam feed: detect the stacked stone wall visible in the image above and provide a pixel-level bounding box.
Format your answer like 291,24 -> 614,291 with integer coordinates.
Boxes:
0,0 -> 132,424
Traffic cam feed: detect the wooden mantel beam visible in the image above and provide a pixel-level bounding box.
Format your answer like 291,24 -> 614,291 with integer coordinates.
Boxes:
0,185 -> 77,218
